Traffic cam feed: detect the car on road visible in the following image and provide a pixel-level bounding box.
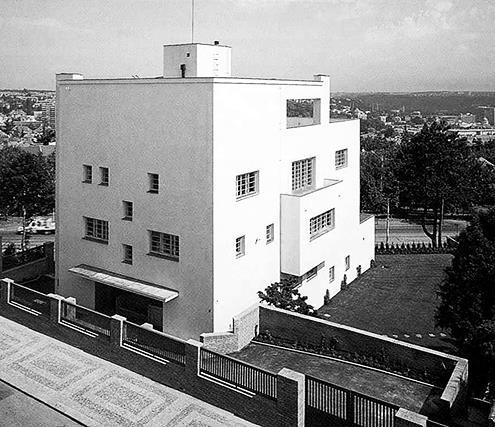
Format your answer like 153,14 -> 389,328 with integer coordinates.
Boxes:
17,217 -> 56,235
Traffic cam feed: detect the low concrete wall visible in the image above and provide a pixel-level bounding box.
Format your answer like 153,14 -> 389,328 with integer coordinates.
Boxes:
259,305 -> 459,384
259,304 -> 469,417
201,304 -> 259,354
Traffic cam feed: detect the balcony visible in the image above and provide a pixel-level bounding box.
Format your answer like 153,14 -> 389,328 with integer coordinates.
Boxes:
280,179 -> 341,276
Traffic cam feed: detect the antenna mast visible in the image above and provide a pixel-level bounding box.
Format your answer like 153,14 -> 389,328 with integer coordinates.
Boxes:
191,0 -> 195,43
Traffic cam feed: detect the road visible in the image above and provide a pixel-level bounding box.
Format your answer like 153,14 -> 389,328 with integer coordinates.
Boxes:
1,217 -> 468,248
0,380 -> 80,427
0,218 -> 54,251
375,217 -> 466,244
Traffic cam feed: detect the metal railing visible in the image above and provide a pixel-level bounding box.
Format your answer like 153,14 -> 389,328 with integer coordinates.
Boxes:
9,282 -> 51,317
200,348 -> 277,399
60,300 -> 111,340
122,321 -> 186,366
306,375 -> 398,427
2,245 -> 46,271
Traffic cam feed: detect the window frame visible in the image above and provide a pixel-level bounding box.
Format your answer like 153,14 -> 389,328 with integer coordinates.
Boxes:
345,255 -> 350,271
83,216 -> 109,244
309,209 -> 335,240
235,235 -> 245,258
329,266 -> 335,283
235,171 -> 259,200
292,157 -> 315,192
122,201 -> 133,221
82,165 -> 92,183
335,149 -> 348,170
148,173 -> 159,194
148,230 -> 180,261
122,244 -> 133,264
99,167 -> 109,186
266,223 -> 275,244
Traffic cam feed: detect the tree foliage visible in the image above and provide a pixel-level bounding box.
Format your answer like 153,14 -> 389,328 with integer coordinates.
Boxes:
395,122 -> 484,245
0,147 -> 55,217
437,208 -> 495,384
258,279 -> 317,316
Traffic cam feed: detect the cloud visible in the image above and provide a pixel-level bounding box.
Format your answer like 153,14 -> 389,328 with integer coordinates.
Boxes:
4,16 -> 92,34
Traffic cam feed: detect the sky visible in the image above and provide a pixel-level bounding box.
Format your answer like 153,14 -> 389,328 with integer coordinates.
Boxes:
1,0 -> 495,92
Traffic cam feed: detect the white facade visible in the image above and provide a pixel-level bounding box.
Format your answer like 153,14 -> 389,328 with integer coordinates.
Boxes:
56,43 -> 374,340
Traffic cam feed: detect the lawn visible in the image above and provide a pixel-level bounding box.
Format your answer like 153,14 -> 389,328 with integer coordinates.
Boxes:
318,254 -> 455,353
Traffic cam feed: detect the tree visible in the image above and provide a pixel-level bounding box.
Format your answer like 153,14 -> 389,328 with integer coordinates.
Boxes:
258,279 -> 317,316
437,208 -> 495,386
0,147 -> 55,219
36,127 -> 55,145
395,122 -> 481,246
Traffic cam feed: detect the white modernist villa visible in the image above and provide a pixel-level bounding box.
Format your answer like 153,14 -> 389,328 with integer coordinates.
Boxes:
55,42 -> 374,340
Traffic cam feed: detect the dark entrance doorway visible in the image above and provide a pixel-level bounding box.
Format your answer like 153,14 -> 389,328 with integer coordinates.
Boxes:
94,282 -> 163,331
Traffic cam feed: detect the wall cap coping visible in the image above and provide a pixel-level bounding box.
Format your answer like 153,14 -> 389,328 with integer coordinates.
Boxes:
395,408 -> 427,426
187,339 -> 203,348
1,278 -> 15,284
111,314 -> 126,321
233,302 -> 259,323
47,293 -> 64,300
200,331 -> 235,339
277,367 -> 305,383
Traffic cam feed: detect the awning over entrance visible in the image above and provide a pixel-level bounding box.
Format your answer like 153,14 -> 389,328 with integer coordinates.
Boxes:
68,264 -> 179,303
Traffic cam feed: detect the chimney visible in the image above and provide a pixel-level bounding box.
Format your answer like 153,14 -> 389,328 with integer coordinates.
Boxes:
214,40 -> 219,45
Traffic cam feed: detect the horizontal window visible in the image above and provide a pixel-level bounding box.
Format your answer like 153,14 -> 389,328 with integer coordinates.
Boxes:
84,217 -> 108,243
149,230 -> 179,260
310,209 -> 335,239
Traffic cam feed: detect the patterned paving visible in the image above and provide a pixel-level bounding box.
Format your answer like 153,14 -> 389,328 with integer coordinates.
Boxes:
0,316 -> 256,426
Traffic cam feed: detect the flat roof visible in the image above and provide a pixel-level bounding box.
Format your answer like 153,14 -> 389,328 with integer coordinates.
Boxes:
163,42 -> 231,48
56,76 -> 325,87
68,264 -> 178,303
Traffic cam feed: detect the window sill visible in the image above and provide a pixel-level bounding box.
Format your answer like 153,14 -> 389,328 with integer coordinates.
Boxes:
82,180 -> 92,184
147,190 -> 159,194
309,227 -> 333,241
147,252 -> 179,262
82,236 -> 108,245
98,183 -> 109,187
236,253 -> 245,259
335,165 -> 348,170
122,217 -> 133,221
236,192 -> 258,202
121,260 -> 132,265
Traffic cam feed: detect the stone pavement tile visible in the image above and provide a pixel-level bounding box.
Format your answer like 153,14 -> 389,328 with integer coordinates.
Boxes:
0,316 -> 256,426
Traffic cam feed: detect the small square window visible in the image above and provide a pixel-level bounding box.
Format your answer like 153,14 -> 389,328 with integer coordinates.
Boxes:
148,173 -> 159,193
122,244 -> 133,264
99,167 -> 109,186
345,255 -> 350,271
266,224 -> 274,244
122,201 -> 133,221
329,266 -> 335,283
186,52 -> 190,57
83,165 -> 92,183
235,236 -> 245,258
